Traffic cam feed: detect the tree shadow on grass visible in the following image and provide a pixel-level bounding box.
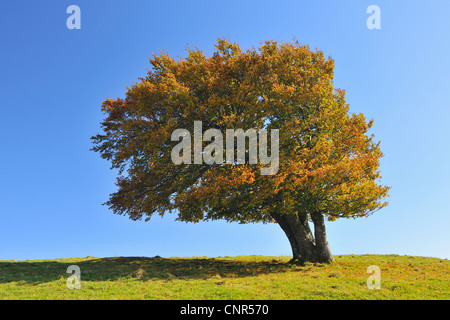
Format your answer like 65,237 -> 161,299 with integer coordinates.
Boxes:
0,256 -> 308,285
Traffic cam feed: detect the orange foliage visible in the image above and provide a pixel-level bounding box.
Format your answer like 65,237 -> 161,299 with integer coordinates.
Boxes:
91,38 -> 389,224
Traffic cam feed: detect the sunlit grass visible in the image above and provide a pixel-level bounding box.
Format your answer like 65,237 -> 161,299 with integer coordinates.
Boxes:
0,254 -> 448,299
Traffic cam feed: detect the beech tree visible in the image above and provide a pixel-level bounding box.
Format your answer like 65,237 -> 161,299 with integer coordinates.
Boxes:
91,39 -> 390,264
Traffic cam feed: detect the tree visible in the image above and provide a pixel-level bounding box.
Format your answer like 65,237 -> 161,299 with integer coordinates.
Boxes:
91,39 -> 390,264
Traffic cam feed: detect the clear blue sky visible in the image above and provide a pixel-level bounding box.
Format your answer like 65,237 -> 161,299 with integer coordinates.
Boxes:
1,0 -> 449,260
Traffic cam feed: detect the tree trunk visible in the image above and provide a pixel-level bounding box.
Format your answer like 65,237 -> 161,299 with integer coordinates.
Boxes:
283,212 -> 317,263
271,211 -> 334,264
310,211 -> 334,263
270,212 -> 301,259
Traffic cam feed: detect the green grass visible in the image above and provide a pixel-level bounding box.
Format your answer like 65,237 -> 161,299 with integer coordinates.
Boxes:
0,254 -> 448,299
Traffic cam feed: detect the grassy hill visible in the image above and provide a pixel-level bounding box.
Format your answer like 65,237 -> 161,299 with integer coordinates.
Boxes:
0,254 -> 448,299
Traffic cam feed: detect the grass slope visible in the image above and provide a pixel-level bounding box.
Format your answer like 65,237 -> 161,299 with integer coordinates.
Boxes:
0,255 -> 449,300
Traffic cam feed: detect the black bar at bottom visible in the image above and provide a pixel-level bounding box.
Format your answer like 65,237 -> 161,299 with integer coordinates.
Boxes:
0,300 -> 447,318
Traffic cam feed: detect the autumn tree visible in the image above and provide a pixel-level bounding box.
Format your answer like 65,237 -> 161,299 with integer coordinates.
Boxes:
91,39 -> 390,264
